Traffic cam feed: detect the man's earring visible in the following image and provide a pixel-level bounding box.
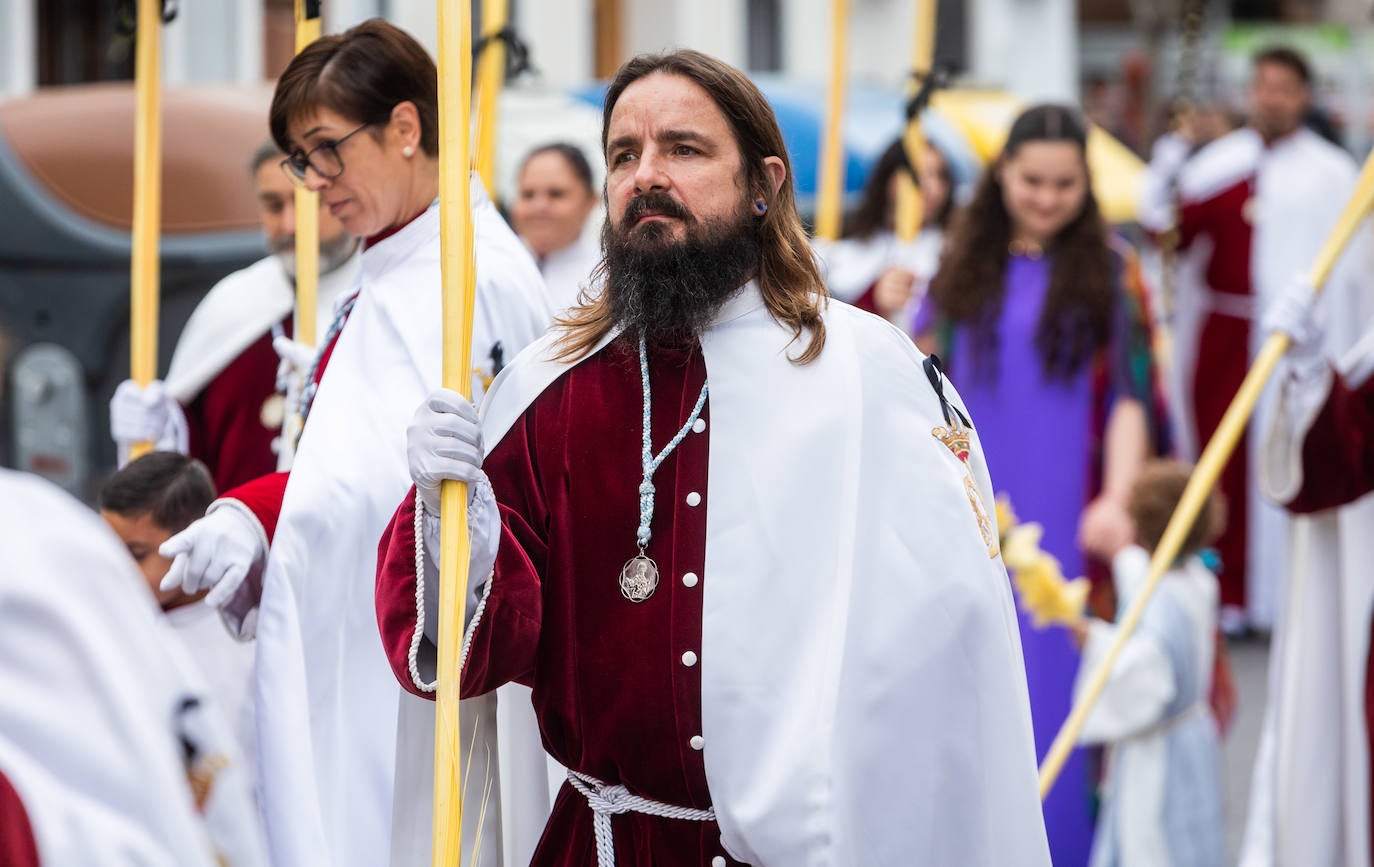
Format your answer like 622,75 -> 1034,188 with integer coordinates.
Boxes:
755,199 -> 767,215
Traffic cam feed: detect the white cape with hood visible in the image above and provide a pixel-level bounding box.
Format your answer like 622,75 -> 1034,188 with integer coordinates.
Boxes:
164,250 -> 361,404
1242,330 -> 1374,867
0,470 -> 266,867
251,177 -> 553,867
473,283 -> 1050,865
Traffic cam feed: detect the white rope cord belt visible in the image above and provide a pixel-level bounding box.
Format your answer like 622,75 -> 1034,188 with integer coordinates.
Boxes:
566,770 -> 716,867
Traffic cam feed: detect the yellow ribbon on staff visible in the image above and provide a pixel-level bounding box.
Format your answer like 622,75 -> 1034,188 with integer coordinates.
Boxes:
433,0 -> 479,863
813,0 -> 849,242
129,0 -> 164,459
1038,145 -> 1374,799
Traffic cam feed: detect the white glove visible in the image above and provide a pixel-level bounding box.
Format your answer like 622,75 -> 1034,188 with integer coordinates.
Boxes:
110,379 -> 188,466
159,503 -> 266,609
273,335 -> 317,392
407,389 -> 485,515
1262,275 -> 1327,379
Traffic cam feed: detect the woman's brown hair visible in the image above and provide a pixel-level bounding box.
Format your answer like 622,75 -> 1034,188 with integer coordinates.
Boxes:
927,104 -> 1115,378
845,138 -> 954,239
269,18 -> 438,157
553,50 -> 827,364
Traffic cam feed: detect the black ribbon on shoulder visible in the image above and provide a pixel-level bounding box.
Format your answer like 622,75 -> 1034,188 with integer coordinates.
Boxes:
472,26 -> 536,81
923,354 -> 971,429
489,341 -> 506,377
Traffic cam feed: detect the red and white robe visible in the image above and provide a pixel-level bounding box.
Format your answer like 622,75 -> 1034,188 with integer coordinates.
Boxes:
164,250 -> 360,491
1241,333 -> 1374,867
1139,125 -> 1374,627
208,178 -> 551,867
376,284 -> 1051,866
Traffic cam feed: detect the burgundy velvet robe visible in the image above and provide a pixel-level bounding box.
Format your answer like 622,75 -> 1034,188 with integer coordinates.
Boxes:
184,319 -> 290,493
1281,369 -> 1374,853
0,770 -> 38,867
1175,176 -> 1257,612
376,339 -> 745,866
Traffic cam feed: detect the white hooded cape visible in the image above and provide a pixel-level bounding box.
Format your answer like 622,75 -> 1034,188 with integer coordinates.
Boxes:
0,470 -> 266,867
251,177 -> 553,867
1242,332 -> 1374,867
473,284 -> 1051,865
164,249 -> 361,404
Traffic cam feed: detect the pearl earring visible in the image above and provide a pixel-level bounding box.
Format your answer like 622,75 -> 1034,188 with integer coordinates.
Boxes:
402,146 -> 415,158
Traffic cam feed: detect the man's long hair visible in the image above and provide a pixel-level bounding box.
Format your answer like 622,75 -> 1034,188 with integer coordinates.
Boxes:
553,50 -> 827,364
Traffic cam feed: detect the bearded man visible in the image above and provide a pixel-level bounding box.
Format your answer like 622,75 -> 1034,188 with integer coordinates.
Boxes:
376,50 -> 1049,866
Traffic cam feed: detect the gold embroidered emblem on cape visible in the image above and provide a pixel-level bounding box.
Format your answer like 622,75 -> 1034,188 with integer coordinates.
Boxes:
933,419 -> 1000,559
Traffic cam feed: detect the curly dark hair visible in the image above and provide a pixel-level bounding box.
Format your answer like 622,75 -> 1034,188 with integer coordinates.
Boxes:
927,104 -> 1115,378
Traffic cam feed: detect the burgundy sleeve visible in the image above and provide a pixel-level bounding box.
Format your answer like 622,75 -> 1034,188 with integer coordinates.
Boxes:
220,471 -> 290,543
375,412 -> 548,701
1287,373 -> 1374,513
850,283 -> 880,316
0,770 -> 39,867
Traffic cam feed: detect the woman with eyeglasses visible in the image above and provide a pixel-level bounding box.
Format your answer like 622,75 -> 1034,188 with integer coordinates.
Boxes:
147,18 -> 551,867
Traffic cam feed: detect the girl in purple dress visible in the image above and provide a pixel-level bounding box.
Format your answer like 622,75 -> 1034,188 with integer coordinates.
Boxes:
915,104 -> 1169,867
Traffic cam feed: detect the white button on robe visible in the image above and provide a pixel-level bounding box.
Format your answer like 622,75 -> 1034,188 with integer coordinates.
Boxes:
686,491 -> 702,507
711,857 -> 726,867
690,735 -> 705,751
692,417 -> 706,433
682,650 -> 698,667
682,572 -> 699,588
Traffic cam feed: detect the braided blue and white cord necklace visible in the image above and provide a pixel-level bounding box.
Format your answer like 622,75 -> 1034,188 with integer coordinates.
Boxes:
297,292 -> 359,428
620,335 -> 709,602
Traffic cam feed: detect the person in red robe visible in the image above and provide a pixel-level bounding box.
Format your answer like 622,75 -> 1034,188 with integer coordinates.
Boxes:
108,140 -> 360,492
1138,45 -> 1374,633
376,50 -> 1050,866
1241,276 -> 1374,865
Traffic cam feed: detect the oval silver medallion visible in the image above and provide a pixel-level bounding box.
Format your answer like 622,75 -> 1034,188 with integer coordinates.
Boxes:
619,555 -> 660,603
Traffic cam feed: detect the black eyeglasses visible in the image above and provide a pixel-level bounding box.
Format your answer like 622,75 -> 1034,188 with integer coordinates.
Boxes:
279,122 -> 371,187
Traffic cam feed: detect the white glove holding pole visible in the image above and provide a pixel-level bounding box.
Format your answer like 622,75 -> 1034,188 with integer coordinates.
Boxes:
110,379 -> 189,465
1262,274 -> 1328,380
158,503 -> 266,609
408,389 -> 487,514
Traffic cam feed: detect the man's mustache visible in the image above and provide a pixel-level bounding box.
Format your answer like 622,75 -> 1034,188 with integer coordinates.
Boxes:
621,193 -> 693,228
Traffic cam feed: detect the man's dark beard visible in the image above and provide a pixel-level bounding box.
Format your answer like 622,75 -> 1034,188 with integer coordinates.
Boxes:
601,192 -> 760,343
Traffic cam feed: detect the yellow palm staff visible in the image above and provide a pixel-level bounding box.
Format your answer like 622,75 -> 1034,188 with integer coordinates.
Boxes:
475,0 -> 510,201
895,0 -> 936,243
293,0 -> 323,349
433,0 -> 479,863
128,0 -> 165,459
1039,147 -> 1374,799
813,0 -> 849,242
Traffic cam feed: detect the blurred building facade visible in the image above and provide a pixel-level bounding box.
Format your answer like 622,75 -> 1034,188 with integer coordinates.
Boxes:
1,0 -> 1371,150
